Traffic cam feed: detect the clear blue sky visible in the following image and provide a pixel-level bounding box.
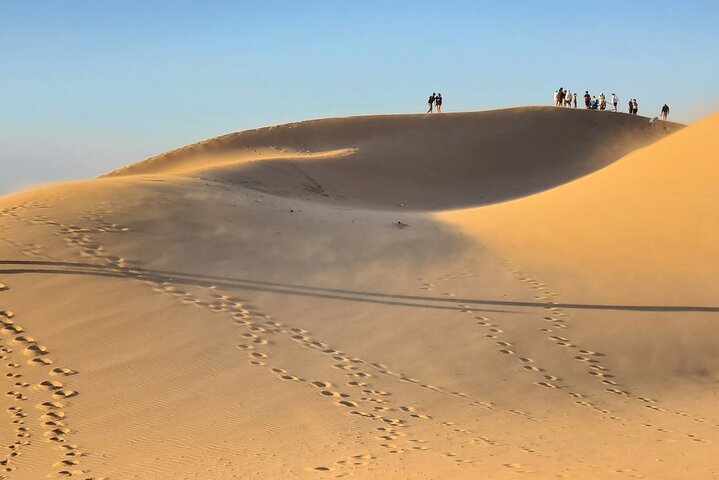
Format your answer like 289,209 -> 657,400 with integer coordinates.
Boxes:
1,0 -> 718,194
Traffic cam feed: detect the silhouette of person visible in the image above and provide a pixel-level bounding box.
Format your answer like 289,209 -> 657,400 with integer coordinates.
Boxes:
435,93 -> 443,113
427,93 -> 436,113
660,104 -> 669,120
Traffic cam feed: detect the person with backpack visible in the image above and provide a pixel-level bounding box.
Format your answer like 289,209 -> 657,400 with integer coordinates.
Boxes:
427,93 -> 436,113
611,93 -> 619,112
435,93 -> 443,113
660,104 -> 670,120
584,91 -> 591,109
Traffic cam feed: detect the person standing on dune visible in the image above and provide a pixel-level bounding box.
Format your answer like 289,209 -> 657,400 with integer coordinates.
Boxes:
611,93 -> 619,112
573,92 -> 577,108
584,91 -> 591,109
553,90 -> 559,106
660,104 -> 670,120
632,99 -> 639,115
435,93 -> 443,113
628,99 -> 634,114
427,93 -> 436,113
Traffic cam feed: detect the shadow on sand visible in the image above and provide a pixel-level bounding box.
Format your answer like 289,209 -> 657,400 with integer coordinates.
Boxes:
1,260 -> 718,314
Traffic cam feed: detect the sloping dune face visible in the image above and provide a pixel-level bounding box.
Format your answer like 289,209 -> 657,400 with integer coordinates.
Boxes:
445,111 -> 719,304
106,107 -> 681,210
0,109 -> 716,480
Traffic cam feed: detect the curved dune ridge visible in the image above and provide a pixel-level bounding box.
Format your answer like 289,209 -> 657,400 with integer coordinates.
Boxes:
105,107 -> 682,210
0,107 -> 716,480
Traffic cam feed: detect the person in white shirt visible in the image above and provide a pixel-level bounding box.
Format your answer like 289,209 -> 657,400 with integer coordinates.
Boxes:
553,90 -> 559,106
611,94 -> 619,112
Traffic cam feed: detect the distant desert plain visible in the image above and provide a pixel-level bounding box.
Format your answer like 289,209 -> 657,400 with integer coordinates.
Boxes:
0,106 -> 717,479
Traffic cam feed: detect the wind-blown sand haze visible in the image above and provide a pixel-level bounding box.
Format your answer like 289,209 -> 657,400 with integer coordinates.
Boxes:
0,107 -> 717,479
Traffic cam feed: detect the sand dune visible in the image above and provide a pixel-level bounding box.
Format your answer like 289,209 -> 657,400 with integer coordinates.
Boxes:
105,107 -> 681,210
0,107 -> 716,479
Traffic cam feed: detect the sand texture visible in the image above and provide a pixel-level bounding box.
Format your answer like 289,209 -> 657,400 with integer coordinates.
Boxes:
0,107 -> 716,479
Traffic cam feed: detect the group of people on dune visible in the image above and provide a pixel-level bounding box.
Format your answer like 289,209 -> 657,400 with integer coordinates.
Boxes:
554,88 -> 670,120
423,89 -> 669,121
427,92 -> 443,113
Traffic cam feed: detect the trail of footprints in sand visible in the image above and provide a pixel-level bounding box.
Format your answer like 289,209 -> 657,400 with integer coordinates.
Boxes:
162,287 -> 504,472
495,261 -> 715,442
1,204 -> 107,478
11,203 -> 526,473
8,201 -> 713,476
0,285 -> 102,479
141,281 -> 503,470
426,264 -> 717,445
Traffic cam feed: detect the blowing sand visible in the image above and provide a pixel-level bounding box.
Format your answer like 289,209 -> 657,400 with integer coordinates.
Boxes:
0,107 -> 716,479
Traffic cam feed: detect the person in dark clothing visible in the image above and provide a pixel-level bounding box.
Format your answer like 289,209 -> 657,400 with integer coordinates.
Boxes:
660,104 -> 670,120
628,99 -> 634,114
632,99 -> 638,115
435,93 -> 443,113
427,93 -> 436,113
584,91 -> 591,109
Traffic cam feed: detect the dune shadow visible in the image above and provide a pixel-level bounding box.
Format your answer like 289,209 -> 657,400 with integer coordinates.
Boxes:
1,260 -> 718,313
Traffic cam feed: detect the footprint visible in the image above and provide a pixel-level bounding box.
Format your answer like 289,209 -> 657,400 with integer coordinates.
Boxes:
28,357 -> 54,366
36,380 -> 64,391
53,390 -> 78,399
37,401 -> 65,410
23,344 -> 50,356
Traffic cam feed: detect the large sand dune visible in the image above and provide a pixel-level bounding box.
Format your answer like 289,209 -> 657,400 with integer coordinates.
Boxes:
105,107 -> 682,209
0,107 -> 716,479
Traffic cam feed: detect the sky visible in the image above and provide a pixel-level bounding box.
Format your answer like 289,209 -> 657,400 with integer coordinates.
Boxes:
1,0 -> 718,195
